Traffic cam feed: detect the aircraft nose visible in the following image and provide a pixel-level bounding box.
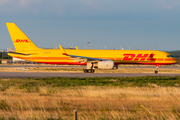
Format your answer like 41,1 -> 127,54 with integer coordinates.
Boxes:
175,58 -> 178,63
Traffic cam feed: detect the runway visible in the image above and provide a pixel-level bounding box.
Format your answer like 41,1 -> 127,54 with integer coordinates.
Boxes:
0,65 -> 179,78
0,72 -> 179,78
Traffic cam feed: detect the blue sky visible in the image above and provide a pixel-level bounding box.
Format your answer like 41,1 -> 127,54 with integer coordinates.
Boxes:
0,0 -> 180,51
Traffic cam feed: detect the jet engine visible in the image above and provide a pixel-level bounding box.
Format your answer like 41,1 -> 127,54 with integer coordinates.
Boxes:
95,61 -> 114,69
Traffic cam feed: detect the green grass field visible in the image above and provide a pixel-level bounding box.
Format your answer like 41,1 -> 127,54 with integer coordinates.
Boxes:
0,76 -> 180,92
0,76 -> 180,119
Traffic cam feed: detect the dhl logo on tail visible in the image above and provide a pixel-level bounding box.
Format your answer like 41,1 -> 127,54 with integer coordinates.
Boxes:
13,39 -> 31,43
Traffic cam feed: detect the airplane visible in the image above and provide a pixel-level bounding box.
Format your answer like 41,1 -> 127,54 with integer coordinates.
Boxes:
6,23 -> 178,74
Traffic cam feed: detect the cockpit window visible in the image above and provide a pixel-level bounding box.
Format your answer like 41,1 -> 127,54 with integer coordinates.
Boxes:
167,55 -> 174,58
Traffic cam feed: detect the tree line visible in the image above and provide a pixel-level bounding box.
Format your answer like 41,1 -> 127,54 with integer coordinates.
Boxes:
0,52 -> 12,60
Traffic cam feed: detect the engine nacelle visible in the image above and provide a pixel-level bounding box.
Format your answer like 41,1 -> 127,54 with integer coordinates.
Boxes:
97,61 -> 114,69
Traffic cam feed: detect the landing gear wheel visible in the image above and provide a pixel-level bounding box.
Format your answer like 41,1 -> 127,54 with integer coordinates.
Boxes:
84,69 -> 88,73
88,69 -> 92,73
91,69 -> 95,73
155,70 -> 158,74
84,69 -> 95,73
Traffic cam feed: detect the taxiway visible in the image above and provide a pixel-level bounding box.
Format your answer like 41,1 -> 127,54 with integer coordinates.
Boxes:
0,72 -> 179,78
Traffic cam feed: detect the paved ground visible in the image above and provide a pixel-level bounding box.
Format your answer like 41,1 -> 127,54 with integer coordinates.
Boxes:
0,65 -> 179,78
0,72 -> 179,78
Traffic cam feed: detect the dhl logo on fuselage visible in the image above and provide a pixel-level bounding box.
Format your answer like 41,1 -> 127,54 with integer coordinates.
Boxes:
123,54 -> 157,61
13,39 -> 31,43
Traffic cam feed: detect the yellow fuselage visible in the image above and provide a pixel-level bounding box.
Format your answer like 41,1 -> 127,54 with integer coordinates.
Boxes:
8,49 -> 178,65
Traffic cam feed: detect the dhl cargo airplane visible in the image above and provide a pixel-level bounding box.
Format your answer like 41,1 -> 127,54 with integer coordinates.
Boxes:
6,23 -> 178,74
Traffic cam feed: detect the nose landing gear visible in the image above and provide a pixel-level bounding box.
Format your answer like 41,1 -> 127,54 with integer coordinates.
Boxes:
155,70 -> 158,74
155,65 -> 160,74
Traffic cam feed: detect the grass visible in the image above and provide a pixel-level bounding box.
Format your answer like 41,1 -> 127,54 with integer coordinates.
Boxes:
0,76 -> 180,119
0,76 -> 180,92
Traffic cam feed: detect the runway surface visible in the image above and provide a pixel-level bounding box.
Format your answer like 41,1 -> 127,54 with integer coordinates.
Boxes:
0,72 -> 179,78
0,65 -> 179,78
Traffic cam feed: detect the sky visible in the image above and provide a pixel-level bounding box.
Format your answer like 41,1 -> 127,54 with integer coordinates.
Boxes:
0,0 -> 180,51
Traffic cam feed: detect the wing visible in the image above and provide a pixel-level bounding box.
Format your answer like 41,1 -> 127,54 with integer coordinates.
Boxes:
8,51 -> 38,56
66,54 -> 105,63
59,45 -> 108,63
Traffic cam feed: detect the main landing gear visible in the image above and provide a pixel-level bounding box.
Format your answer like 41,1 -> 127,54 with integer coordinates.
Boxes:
84,62 -> 95,73
84,69 -> 95,73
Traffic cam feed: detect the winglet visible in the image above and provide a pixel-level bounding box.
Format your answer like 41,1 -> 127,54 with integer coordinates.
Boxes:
59,45 -> 68,56
76,46 -> 78,50
59,45 -> 63,50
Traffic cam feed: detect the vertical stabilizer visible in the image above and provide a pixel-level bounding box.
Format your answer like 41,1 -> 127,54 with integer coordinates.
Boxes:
6,23 -> 40,51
